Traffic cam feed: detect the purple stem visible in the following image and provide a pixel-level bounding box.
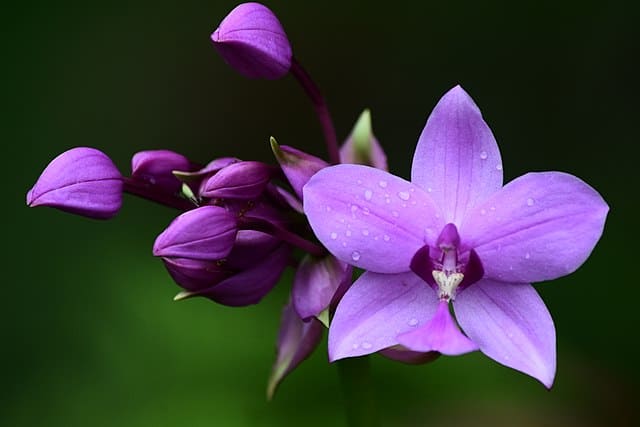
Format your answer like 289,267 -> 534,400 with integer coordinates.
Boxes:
123,177 -> 195,211
238,216 -> 326,257
290,57 -> 340,164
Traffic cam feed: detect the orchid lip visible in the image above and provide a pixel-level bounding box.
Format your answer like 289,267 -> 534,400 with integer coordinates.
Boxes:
411,224 -> 484,301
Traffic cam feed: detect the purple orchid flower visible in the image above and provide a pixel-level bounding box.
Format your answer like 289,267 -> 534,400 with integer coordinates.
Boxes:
303,85 -> 609,388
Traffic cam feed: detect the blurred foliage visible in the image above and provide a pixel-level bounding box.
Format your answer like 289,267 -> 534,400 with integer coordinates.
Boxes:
3,0 -> 638,426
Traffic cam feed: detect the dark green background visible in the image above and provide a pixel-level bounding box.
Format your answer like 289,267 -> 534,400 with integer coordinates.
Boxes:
4,1 -> 638,426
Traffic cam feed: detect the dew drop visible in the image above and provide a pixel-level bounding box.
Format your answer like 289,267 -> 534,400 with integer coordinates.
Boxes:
357,179 -> 362,185
496,164 -> 503,171
326,206 -> 332,212
361,341 -> 372,349
351,205 -> 358,213
427,187 -> 433,193
490,206 -> 496,211
408,318 -> 419,327
383,235 -> 390,242
385,198 -> 391,204
480,209 -> 486,215
346,230 -> 352,237
391,211 -> 399,217
362,229 -> 369,236
330,232 -> 338,240
364,190 -> 373,200
378,180 -> 388,188
352,343 -> 359,350
398,191 -> 410,201
525,252 -> 531,259
351,251 -> 361,261
526,198 -> 535,206
480,151 -> 488,160
342,242 -> 347,247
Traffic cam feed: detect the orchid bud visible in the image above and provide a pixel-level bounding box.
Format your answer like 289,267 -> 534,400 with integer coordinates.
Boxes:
175,243 -> 291,306
267,301 -> 324,400
163,257 -> 232,292
211,2 -> 292,80
131,150 -> 194,194
199,161 -> 274,200
153,206 -> 238,260
270,138 -> 328,199
292,255 -> 351,321
26,147 -> 123,219
225,230 -> 282,270
340,109 -> 388,170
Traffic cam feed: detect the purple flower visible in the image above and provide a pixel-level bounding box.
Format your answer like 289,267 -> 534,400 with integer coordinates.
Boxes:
199,160 -> 275,200
303,85 -> 609,387
27,147 -> 123,219
131,149 -> 195,194
211,2 -> 292,80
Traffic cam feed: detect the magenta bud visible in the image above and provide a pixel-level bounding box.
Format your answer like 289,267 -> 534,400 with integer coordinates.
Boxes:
211,2 -> 292,80
172,157 -> 240,181
178,243 -> 291,306
267,301 -> 324,400
131,150 -> 194,194
26,147 -> 123,219
340,109 -> 388,170
199,161 -> 274,200
225,230 -> 282,270
271,138 -> 328,199
153,206 -> 238,260
292,255 -> 351,321
163,257 -> 231,292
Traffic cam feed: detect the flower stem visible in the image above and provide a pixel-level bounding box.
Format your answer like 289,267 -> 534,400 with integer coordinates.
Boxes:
290,57 -> 340,164
238,216 -> 326,257
123,178 -> 194,211
337,357 -> 379,427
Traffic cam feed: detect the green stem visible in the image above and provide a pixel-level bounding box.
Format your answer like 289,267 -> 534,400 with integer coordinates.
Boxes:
337,357 -> 379,427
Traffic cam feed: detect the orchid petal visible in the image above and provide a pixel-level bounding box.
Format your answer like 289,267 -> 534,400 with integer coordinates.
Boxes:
397,300 -> 478,355
411,85 -> 503,225
454,279 -> 556,388
461,172 -> 609,283
267,302 -> 324,400
292,255 -> 351,321
328,271 -> 438,361
304,164 -> 444,273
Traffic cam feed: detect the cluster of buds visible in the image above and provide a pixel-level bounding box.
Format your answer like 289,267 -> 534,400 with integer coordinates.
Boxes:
26,2 -> 403,398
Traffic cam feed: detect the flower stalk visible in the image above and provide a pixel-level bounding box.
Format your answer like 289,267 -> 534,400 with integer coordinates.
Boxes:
337,357 -> 379,427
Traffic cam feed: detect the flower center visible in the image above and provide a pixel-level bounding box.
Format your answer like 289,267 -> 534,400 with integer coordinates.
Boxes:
410,223 -> 484,302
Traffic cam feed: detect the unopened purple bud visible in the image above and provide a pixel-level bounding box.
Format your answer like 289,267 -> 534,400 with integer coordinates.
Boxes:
225,230 -> 282,270
271,138 -> 328,199
131,150 -> 194,194
26,147 -> 123,219
340,109 -> 388,170
153,206 -> 238,260
211,2 -> 292,80
163,257 -> 231,292
267,301 -> 324,400
292,255 -> 351,321
199,161 -> 274,200
176,243 -> 291,306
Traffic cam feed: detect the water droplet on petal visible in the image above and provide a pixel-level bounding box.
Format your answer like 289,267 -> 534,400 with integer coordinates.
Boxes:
385,197 -> 391,204
362,229 -> 369,236
525,252 -> 531,259
364,190 -> 373,200
408,318 -> 419,327
346,230 -> 352,237
361,341 -> 372,349
352,343 -> 359,349
330,232 -> 338,240
427,187 -> 433,193
391,211 -> 399,217
480,151 -> 488,160
383,235 -> 390,242
326,206 -> 332,212
496,164 -> 503,171
490,206 -> 496,211
357,179 -> 362,185
527,198 -> 535,206
351,251 -> 361,261
351,205 -> 358,213
480,209 -> 486,215
398,191 -> 410,201
378,180 -> 388,188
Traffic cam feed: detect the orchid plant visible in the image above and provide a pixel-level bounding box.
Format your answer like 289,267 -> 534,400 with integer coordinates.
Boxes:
26,2 -> 608,425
